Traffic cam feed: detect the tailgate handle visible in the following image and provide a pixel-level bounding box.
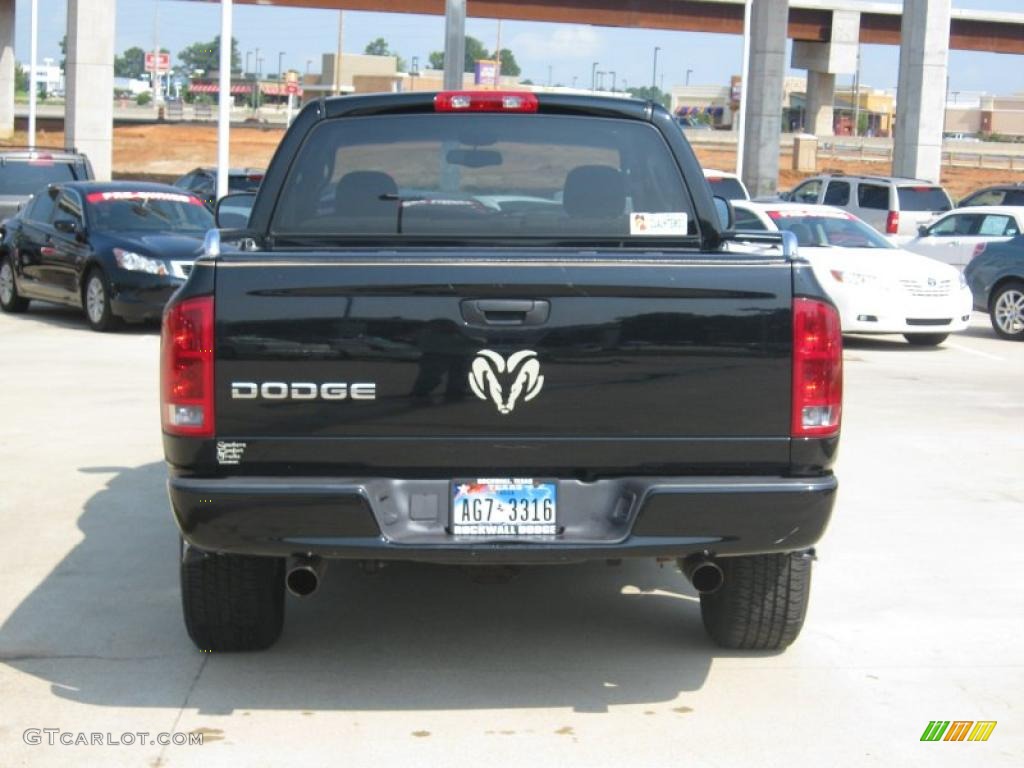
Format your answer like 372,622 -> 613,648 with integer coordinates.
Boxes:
461,299 -> 550,326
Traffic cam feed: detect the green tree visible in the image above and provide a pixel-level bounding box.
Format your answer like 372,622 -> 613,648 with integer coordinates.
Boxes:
627,85 -> 670,109
115,46 -> 160,80
363,38 -> 407,72
59,35 -> 66,71
428,36 -> 505,74
495,48 -> 520,77
178,35 -> 241,75
15,63 -> 29,93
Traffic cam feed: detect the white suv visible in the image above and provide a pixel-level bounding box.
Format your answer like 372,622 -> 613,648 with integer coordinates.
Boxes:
784,174 -> 953,242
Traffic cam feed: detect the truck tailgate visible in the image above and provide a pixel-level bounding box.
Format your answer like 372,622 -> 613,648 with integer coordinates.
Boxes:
213,253 -> 793,474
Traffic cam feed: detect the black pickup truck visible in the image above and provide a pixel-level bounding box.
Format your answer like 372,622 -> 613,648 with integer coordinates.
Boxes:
162,91 -> 841,653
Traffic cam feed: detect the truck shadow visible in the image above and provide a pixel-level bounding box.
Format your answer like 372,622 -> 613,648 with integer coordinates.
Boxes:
0,461 -> 766,715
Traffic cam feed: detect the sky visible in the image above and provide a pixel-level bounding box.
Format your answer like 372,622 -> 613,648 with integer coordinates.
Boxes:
11,0 -> 1024,96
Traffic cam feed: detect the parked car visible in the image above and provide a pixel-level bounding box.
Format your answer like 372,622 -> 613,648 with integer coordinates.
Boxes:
964,235 -> 1024,340
958,184 -> 1024,208
783,174 -> 953,241
0,146 -> 93,220
904,206 -> 1024,270
172,167 -> 264,209
0,182 -> 213,330
703,169 -> 749,201
162,91 -> 841,653
733,201 -> 972,346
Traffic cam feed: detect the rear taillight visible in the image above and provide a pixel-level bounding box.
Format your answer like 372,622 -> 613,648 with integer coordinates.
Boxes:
972,242 -> 987,259
161,296 -> 214,437
885,210 -> 899,234
434,91 -> 539,113
792,298 -> 843,438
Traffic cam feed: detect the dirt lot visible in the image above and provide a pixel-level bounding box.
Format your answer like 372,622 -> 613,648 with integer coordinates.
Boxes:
5,124 -> 1022,198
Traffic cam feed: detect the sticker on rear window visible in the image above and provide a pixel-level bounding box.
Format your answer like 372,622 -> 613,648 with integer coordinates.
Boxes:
86,191 -> 202,206
630,212 -> 688,235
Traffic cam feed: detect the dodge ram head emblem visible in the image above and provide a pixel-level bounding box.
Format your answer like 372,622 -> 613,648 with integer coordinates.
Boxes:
468,349 -> 544,414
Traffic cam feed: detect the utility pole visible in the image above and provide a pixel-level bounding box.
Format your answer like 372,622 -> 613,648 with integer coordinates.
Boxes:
852,45 -> 861,137
686,68 -> 693,86
652,46 -> 660,88
494,19 -> 502,88
152,0 -> 161,105
334,10 -> 344,96
28,0 -> 37,145
591,61 -> 598,91
216,0 -> 233,199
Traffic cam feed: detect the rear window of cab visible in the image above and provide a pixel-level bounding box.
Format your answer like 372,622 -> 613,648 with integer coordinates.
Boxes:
271,113 -> 697,242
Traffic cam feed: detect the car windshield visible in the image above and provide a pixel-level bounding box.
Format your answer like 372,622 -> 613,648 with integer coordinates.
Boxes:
768,210 -> 894,249
272,113 -> 695,243
897,186 -> 951,212
706,177 -> 748,201
0,159 -> 82,195
85,190 -> 214,232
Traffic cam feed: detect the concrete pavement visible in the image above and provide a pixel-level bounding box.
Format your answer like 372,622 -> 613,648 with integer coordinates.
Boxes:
0,303 -> 1021,767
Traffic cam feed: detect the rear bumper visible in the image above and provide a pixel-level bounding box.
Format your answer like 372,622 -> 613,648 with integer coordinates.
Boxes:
168,474 -> 837,563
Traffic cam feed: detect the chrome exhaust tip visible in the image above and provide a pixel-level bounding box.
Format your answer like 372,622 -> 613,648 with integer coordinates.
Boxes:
681,556 -> 724,595
285,556 -> 325,598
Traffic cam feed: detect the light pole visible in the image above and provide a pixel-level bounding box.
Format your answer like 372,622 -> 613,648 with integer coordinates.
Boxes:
596,71 -> 605,91
278,52 -> 285,82
609,70 -> 616,91
686,68 -> 693,86
591,61 -> 598,91
245,50 -> 252,77
28,0 -> 37,145
306,59 -> 313,75
652,46 -> 660,88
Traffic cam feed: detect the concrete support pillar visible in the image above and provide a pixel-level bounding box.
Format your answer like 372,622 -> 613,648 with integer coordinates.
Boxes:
741,0 -> 787,199
66,0 -> 116,180
893,0 -> 950,183
791,12 -> 859,139
0,0 -> 14,140
805,71 -> 835,136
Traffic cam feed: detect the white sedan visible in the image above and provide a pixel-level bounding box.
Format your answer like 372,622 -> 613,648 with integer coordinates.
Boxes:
903,205 -> 1024,270
732,201 -> 973,346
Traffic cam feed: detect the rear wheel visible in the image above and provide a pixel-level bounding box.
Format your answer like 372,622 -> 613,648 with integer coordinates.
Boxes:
699,552 -> 812,650
903,333 -> 948,346
990,282 -> 1024,340
180,540 -> 285,652
0,255 -> 29,313
83,268 -> 121,332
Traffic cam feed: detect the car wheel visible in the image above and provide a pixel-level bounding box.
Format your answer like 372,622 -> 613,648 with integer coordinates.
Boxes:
0,254 -> 30,313
990,281 -> 1024,341
903,333 -> 949,346
180,538 -> 285,652
83,268 -> 121,332
699,552 -> 812,650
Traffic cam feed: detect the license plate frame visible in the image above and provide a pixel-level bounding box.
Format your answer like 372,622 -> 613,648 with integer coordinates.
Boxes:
450,478 -> 558,537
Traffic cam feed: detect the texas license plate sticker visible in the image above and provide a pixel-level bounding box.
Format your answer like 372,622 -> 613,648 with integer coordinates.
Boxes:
451,479 -> 557,536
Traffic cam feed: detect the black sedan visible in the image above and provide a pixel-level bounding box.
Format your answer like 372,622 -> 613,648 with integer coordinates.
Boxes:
964,235 -> 1024,340
0,182 -> 213,331
173,167 -> 264,210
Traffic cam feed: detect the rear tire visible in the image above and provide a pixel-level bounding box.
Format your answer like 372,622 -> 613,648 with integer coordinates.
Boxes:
180,540 -> 285,652
0,255 -> 29,313
903,333 -> 948,346
699,553 -> 812,650
989,281 -> 1024,341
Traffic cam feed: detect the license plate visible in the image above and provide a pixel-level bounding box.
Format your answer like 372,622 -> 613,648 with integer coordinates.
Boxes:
451,478 -> 557,537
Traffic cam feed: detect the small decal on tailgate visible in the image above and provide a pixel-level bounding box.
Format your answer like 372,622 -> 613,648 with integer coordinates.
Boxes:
216,441 -> 247,465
